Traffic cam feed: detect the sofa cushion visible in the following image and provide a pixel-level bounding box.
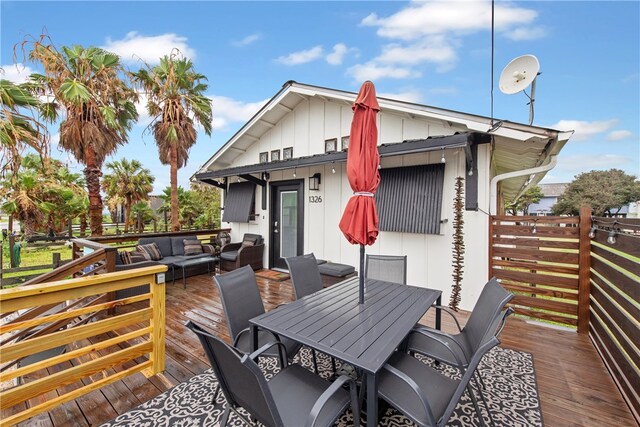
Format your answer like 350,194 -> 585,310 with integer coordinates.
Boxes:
170,235 -> 196,256
156,256 -> 183,265
220,250 -> 238,261
137,243 -> 163,261
183,239 -> 203,256
139,237 -> 172,257
318,262 -> 355,277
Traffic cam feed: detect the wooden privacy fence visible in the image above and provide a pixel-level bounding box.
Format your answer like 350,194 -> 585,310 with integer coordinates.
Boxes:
588,216 -> 639,422
489,212 -> 586,329
0,265 -> 167,426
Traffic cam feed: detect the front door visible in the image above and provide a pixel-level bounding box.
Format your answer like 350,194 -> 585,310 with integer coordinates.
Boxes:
270,180 -> 304,270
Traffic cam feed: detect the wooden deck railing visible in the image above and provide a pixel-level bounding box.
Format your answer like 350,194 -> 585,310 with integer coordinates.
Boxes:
0,265 -> 167,426
489,213 -> 583,328
588,216 -> 639,423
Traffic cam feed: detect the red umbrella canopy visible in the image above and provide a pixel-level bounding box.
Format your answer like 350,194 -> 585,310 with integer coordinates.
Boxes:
339,81 -> 381,246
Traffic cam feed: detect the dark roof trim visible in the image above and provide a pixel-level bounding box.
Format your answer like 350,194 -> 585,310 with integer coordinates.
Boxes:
195,132 -> 489,181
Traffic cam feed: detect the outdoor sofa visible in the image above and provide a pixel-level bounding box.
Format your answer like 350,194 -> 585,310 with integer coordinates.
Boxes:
115,235 -> 216,298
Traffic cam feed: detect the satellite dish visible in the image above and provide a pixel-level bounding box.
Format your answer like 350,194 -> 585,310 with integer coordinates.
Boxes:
499,54 -> 540,125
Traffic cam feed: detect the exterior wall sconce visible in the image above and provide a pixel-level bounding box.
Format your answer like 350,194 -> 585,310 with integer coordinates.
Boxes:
309,173 -> 321,190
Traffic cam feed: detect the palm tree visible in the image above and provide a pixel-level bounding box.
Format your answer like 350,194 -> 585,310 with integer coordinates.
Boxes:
26,39 -> 138,236
0,78 -> 51,179
102,159 -> 154,233
132,53 -> 212,231
0,154 -> 51,237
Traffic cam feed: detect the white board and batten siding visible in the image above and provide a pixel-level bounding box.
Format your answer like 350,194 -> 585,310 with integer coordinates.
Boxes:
222,98 -> 492,312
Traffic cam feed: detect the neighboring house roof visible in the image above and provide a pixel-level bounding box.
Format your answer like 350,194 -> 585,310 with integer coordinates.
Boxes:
194,81 -> 573,202
148,195 -> 164,213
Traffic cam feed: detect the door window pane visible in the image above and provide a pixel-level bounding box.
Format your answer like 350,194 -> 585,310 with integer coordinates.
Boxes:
280,191 -> 297,258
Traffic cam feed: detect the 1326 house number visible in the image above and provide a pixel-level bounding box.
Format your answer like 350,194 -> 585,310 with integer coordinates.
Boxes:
309,196 -> 323,203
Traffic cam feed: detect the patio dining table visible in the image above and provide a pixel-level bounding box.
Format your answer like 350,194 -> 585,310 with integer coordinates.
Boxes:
250,276 -> 442,427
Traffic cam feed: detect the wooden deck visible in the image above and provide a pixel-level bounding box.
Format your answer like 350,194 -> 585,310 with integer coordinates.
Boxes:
10,272 -> 637,427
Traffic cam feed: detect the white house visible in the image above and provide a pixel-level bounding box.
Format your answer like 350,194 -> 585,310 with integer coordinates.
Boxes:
193,81 -> 573,311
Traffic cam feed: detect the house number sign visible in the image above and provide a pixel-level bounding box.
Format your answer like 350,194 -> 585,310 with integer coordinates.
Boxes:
309,196 -> 323,203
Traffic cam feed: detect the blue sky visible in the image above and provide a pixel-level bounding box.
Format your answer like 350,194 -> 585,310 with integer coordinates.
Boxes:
2,1 -> 638,193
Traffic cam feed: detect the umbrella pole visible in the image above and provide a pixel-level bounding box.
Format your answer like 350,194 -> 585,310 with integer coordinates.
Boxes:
359,244 -> 365,304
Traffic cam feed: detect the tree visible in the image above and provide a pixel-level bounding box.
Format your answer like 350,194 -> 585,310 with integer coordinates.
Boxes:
0,78 -> 51,179
0,154 -> 86,237
505,185 -> 544,215
102,159 -> 154,233
190,182 -> 221,228
26,38 -> 139,236
131,201 -> 156,233
132,53 -> 212,231
552,169 -> 640,216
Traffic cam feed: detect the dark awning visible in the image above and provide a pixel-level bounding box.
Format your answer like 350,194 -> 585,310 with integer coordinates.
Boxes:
222,182 -> 256,223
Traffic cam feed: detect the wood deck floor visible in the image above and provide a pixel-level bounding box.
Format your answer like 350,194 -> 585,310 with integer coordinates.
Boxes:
10,272 -> 637,427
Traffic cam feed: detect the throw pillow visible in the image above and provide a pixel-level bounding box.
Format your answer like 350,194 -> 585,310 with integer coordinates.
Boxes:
119,251 -> 132,265
241,238 -> 255,248
136,243 -> 163,261
183,239 -> 203,256
130,251 -> 147,264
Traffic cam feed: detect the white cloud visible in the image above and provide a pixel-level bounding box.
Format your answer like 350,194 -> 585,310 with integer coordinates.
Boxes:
375,37 -> 457,72
102,31 -> 196,64
232,33 -> 262,47
348,62 -> 421,82
354,1 -> 544,80
134,92 -> 153,127
275,46 -> 324,65
361,1 -> 539,41
326,44 -> 349,65
504,26 -> 547,41
549,119 -> 618,141
377,90 -> 423,103
606,130 -> 633,141
210,95 -> 269,130
0,63 -> 36,83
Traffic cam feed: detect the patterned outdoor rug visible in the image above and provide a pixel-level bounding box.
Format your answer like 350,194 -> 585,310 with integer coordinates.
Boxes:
102,346 -> 543,426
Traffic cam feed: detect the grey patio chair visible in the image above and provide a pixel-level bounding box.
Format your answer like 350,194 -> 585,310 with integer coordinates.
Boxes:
376,311 -> 510,427
285,253 -> 337,375
365,254 -> 407,284
403,277 -> 514,425
186,320 -> 360,427
214,265 -> 302,366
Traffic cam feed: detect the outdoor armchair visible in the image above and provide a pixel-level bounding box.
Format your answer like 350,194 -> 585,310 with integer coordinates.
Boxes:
403,277 -> 514,426
186,320 -> 360,427
377,325 -> 503,427
365,254 -> 407,285
219,233 -> 264,271
404,277 -> 513,369
214,265 -> 302,366
285,253 -> 337,375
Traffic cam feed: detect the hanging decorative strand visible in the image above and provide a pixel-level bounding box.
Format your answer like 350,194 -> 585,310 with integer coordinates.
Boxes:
450,176 -> 465,311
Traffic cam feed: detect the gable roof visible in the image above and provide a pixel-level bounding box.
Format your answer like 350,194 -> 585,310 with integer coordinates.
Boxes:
193,80 -> 573,202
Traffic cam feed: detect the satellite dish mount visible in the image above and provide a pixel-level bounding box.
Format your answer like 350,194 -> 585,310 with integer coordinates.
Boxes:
499,54 -> 540,125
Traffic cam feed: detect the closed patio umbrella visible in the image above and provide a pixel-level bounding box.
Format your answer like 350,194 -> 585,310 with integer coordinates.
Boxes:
339,81 -> 380,304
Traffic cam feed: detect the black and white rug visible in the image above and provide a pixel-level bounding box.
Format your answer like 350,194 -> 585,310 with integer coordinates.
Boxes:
102,347 -> 543,427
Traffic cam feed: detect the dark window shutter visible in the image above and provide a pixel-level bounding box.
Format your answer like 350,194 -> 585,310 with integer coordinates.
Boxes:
222,182 -> 256,223
375,164 -> 445,234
